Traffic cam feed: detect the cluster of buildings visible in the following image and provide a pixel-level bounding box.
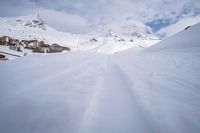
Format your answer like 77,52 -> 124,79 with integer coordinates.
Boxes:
0,36 -> 70,53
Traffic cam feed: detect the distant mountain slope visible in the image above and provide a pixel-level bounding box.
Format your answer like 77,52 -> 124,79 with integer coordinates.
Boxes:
78,18 -> 160,53
0,14 -> 72,47
0,14 -> 160,54
90,18 -> 158,40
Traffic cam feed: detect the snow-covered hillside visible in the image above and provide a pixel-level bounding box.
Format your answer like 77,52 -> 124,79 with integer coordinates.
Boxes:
90,18 -> 158,39
0,14 -> 160,54
0,14 -> 73,47
0,22 -> 200,133
146,24 -> 200,52
80,18 -> 160,53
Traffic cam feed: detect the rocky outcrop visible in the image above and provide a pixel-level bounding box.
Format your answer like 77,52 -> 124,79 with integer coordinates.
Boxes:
48,43 -> 70,53
185,26 -> 191,30
0,54 -> 7,60
0,54 -> 5,59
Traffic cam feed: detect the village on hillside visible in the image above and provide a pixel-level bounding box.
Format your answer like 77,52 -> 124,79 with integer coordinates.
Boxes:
0,36 -> 70,60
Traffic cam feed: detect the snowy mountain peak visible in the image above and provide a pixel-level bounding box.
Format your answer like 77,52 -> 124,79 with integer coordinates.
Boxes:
0,14 -> 48,34
0,14 -> 71,45
14,14 -> 46,30
90,18 -> 159,40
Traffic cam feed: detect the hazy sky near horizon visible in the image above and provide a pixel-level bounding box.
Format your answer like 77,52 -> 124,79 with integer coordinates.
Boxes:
0,0 -> 200,36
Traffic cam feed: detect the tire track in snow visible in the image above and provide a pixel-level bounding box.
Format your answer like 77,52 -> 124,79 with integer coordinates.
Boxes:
78,57 -> 109,133
79,57 -> 156,133
111,63 -> 157,133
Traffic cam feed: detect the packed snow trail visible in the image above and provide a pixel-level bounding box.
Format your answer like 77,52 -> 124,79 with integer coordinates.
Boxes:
79,58 -> 155,133
0,23 -> 200,133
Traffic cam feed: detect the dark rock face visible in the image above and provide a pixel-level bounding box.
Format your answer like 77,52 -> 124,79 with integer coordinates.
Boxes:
185,26 -> 191,30
90,38 -> 98,42
0,54 -> 8,60
24,14 -> 46,30
0,54 -> 5,59
63,47 -> 70,51
48,43 -> 70,53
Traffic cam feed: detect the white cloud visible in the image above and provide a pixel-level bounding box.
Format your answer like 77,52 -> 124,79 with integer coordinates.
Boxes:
28,8 -> 91,33
157,16 -> 200,37
0,0 -> 200,33
0,1 -> 91,33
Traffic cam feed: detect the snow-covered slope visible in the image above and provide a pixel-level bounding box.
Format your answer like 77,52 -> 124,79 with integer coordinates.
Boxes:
90,18 -> 158,39
0,14 -> 73,47
0,23 -> 200,132
0,15 -> 160,54
146,23 -> 200,52
81,18 -> 160,53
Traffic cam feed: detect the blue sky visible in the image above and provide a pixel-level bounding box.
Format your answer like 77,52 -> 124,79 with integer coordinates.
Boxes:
0,0 -> 200,37
147,20 -> 171,32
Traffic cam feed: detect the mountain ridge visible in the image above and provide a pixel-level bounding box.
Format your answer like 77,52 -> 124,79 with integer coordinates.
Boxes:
0,14 -> 160,54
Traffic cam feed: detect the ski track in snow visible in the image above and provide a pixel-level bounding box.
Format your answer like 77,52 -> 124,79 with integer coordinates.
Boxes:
79,58 -> 155,133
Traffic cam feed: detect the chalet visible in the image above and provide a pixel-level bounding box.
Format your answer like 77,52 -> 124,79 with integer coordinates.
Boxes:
26,40 -> 39,49
38,41 -> 46,47
19,40 -> 28,47
1,36 -> 70,54
32,47 -> 50,53
9,38 -> 20,46
9,46 -> 22,52
0,36 -> 10,45
0,36 -> 20,46
20,40 -> 40,49
51,43 -> 60,47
